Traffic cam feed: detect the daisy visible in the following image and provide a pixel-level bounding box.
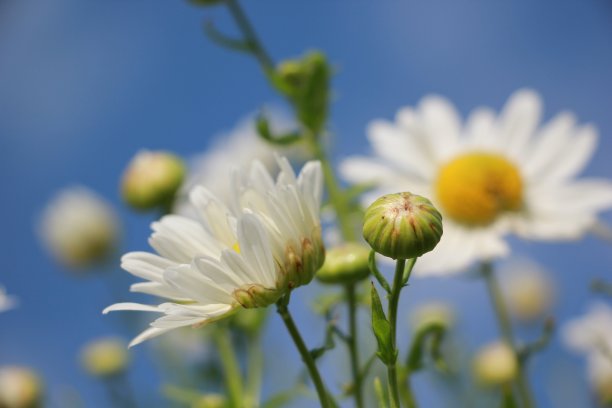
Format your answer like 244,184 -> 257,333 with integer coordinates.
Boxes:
39,187 -> 120,269
104,157 -> 324,347
341,89 -> 612,275
562,302 -> 612,402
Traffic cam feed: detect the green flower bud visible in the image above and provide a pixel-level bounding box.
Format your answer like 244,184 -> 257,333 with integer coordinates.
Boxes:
121,150 -> 185,211
80,337 -> 129,378
316,243 -> 370,285
362,192 -> 443,260
473,342 -> 518,386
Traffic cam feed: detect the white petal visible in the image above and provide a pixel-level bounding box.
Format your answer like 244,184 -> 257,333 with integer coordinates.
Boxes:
121,252 -> 176,283
237,213 -> 276,286
163,265 -> 233,305
103,302 -> 161,314
498,89 -> 542,158
129,327 -> 173,348
417,95 -> 462,161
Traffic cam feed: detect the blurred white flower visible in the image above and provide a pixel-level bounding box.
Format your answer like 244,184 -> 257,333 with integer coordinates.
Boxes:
563,302 -> 612,403
104,157 -> 324,347
39,187 -> 120,269
0,286 -> 18,313
177,110 -> 305,213
0,366 -> 41,408
473,341 -> 518,386
501,258 -> 554,321
80,337 -> 129,378
341,89 -> 612,276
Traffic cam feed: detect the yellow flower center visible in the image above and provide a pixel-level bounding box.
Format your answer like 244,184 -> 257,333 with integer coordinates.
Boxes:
232,242 -> 241,253
435,152 -> 523,226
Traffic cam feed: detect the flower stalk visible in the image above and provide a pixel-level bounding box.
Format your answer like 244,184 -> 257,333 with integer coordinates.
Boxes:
481,262 -> 535,408
276,293 -> 333,408
212,325 -> 244,408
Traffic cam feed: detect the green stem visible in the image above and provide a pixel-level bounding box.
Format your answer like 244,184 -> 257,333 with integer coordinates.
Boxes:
244,333 -> 264,408
213,326 -> 244,408
346,284 -> 364,408
306,134 -> 356,241
225,0 -> 275,73
387,259 -> 417,408
276,295 -> 332,408
481,262 -> 535,408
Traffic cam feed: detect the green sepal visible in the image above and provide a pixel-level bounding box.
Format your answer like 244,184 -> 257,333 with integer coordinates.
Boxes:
369,250 -> 391,294
370,283 -> 396,365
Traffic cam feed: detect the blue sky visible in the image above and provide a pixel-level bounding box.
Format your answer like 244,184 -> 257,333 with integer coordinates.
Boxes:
2,0 -> 612,406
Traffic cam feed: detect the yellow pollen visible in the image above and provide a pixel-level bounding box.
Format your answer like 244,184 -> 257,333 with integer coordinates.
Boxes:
232,242 -> 241,253
435,152 -> 523,226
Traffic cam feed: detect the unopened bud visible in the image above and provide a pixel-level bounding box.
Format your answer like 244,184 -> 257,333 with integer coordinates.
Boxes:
0,366 -> 41,408
503,262 -> 554,322
362,192 -> 443,260
39,187 -> 120,269
80,337 -> 129,378
473,342 -> 518,386
316,243 -> 370,285
121,150 -> 185,211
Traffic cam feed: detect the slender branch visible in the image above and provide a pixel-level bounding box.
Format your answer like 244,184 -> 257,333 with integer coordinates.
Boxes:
276,295 -> 332,408
346,284 -> 364,408
481,262 -> 535,408
224,0 -> 275,73
213,326 -> 244,408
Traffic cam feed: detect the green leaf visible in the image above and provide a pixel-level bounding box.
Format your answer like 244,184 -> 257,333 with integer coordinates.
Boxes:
370,283 -> 396,365
369,250 -> 391,294
256,114 -> 302,146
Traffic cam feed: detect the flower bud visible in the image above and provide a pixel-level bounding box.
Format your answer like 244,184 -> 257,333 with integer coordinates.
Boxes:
316,243 -> 370,285
193,394 -> 226,408
121,150 -> 185,211
473,342 -> 518,386
362,192 -> 443,260
39,187 -> 120,269
80,337 -> 129,378
502,261 -> 554,322
410,302 -> 454,331
0,366 -> 41,408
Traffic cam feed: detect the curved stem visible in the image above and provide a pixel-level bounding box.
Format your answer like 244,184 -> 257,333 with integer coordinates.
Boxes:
346,284 -> 364,408
276,295 -> 332,408
224,0 -> 274,73
481,262 -> 535,408
213,326 -> 244,408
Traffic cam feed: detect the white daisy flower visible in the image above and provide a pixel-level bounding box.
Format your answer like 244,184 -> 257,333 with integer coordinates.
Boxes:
0,286 -> 17,313
104,157 -> 324,347
562,302 -> 612,402
39,187 -> 120,269
341,89 -> 612,275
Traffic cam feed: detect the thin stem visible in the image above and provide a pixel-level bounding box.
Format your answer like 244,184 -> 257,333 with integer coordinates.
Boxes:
244,333 -> 264,408
276,295 -> 332,408
212,326 -> 244,408
346,284 -> 364,408
224,0 -> 275,73
387,259 -> 417,408
306,133 -> 356,241
481,262 -> 535,408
